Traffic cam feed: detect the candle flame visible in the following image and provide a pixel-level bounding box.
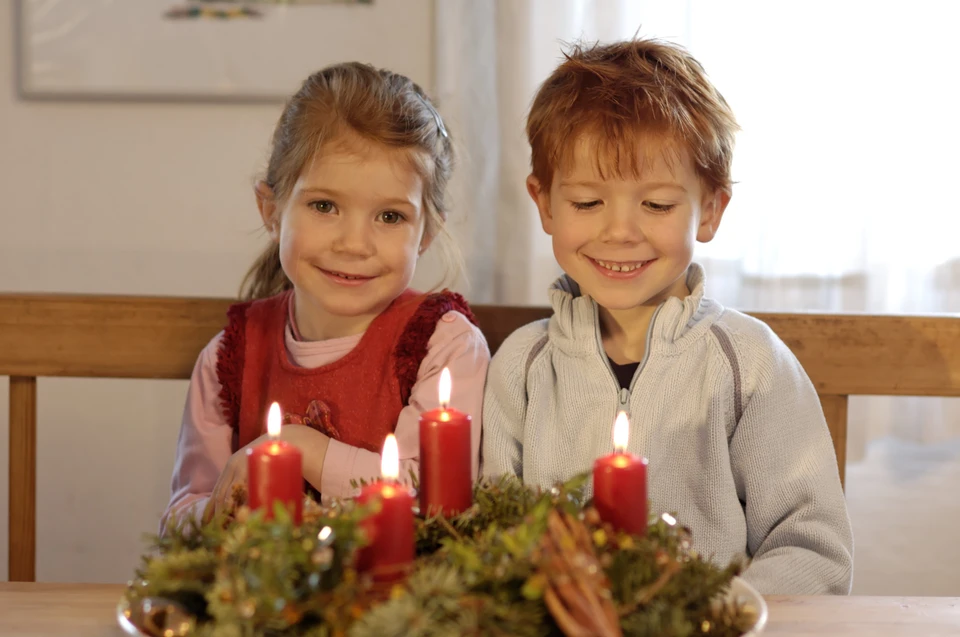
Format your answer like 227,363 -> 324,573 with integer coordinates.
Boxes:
381,434 -> 400,481
438,367 -> 451,408
318,526 -> 332,542
267,402 -> 282,438
613,411 -> 629,453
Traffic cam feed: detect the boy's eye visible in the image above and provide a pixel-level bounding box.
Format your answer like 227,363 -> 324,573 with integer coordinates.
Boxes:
311,200 -> 336,214
571,200 -> 601,211
645,202 -> 676,213
379,210 -> 405,225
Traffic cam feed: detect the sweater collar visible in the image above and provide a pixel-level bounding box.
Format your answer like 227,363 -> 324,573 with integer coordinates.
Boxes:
546,263 -> 720,356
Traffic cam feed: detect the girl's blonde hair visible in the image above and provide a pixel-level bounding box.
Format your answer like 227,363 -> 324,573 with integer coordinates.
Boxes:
240,62 -> 459,300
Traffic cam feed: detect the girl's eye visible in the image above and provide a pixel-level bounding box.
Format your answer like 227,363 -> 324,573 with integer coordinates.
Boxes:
311,200 -> 335,214
571,200 -> 601,211
645,202 -> 676,213
379,210 -> 405,225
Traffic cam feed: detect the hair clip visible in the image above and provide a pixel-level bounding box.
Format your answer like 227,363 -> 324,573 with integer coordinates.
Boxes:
433,109 -> 449,139
418,94 -> 448,139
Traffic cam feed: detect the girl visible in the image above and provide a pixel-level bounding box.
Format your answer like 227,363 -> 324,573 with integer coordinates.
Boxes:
162,63 -> 489,531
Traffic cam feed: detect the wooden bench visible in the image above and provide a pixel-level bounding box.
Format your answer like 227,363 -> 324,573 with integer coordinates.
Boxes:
3,294 -> 960,582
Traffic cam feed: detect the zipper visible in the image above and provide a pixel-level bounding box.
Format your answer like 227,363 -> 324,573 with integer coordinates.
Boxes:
628,304 -> 663,396
595,305 -> 625,408
594,303 -> 664,419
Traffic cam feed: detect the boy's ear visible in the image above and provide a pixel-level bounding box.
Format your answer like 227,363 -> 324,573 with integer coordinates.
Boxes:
697,189 -> 731,243
255,180 -> 280,241
527,174 -> 554,235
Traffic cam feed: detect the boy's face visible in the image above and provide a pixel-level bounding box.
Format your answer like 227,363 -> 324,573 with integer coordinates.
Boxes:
528,137 -> 729,313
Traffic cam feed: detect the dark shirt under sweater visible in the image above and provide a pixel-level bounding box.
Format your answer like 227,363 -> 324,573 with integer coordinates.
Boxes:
608,358 -> 640,390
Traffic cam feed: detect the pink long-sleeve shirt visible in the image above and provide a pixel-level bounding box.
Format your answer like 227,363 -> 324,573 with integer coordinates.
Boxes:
163,309 -> 489,531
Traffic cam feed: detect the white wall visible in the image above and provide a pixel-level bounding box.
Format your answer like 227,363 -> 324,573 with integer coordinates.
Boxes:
0,2 -> 442,582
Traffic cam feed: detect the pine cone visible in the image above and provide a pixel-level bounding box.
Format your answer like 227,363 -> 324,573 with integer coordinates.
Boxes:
537,510 -> 622,637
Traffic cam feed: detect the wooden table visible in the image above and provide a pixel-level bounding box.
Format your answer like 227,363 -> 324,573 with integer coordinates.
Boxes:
0,583 -> 957,636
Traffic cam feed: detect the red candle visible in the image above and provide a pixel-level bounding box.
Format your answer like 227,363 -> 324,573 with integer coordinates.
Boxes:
356,434 -> 415,582
418,367 -> 473,517
593,411 -> 648,535
246,402 -> 303,524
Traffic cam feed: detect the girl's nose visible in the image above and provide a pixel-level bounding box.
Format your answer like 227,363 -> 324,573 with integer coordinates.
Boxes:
331,218 -> 375,257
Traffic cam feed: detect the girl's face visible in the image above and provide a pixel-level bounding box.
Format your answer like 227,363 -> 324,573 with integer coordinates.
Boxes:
259,133 -> 428,340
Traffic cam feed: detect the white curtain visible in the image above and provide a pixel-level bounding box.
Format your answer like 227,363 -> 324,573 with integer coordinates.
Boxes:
436,0 -> 960,461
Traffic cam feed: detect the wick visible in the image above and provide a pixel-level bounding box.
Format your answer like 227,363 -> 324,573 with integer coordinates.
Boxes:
440,401 -> 449,411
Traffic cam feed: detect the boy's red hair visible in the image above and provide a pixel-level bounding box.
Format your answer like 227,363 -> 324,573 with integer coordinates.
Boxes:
527,39 -> 738,194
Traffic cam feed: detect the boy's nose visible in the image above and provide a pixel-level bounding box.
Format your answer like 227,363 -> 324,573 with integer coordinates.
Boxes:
599,207 -> 643,244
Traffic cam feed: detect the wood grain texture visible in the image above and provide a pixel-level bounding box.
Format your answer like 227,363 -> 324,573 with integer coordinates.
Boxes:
8,376 -> 37,583
819,395 -> 849,487
0,583 -> 957,636
2,296 -> 959,396
752,312 -> 960,397
0,583 -> 126,637
762,594 -> 960,636
0,294 -> 232,379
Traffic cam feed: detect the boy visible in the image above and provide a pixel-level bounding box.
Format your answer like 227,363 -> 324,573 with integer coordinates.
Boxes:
481,39 -> 853,595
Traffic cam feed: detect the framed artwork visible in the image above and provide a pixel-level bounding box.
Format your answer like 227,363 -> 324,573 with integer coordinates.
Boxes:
15,0 -> 435,101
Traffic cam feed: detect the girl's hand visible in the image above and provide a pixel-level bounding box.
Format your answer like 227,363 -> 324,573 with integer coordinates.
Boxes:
205,425 -> 329,520
207,443 -> 252,520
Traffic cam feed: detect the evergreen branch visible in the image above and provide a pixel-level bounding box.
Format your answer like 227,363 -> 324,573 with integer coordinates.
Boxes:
123,473 -> 756,637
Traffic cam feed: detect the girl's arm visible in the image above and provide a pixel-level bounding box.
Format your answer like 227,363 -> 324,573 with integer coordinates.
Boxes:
161,333 -> 233,534
315,311 -> 490,500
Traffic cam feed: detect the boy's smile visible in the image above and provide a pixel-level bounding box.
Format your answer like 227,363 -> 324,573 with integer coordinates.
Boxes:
586,257 -> 656,278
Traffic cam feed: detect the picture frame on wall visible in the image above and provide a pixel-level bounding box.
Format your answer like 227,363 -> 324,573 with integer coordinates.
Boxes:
15,0 -> 435,102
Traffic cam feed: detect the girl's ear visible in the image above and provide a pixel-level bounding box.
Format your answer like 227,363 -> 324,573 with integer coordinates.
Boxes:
255,181 -> 280,241
419,230 -> 434,255
419,205 -> 445,255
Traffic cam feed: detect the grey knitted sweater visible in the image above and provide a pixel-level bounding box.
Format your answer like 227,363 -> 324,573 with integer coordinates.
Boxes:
481,264 -> 853,595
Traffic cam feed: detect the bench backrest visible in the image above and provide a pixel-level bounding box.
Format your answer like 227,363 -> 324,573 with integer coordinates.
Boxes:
4,294 -> 960,581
